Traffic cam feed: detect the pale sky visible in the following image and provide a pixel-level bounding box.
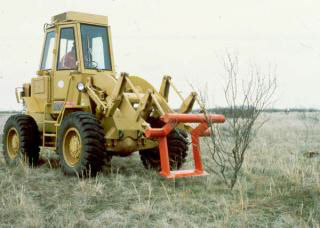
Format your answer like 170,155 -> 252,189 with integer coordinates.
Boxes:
0,0 -> 319,110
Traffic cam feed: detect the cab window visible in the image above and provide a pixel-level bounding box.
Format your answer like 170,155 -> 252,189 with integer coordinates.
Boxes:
80,24 -> 112,70
57,28 -> 77,70
40,31 -> 55,70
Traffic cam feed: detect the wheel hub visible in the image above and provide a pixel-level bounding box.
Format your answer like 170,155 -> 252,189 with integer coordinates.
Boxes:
63,128 -> 82,167
7,128 -> 19,160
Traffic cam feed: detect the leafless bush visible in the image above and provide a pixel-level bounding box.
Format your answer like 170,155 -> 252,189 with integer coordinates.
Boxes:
201,53 -> 277,189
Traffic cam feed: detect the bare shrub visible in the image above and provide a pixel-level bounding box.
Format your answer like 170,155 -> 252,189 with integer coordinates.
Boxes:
201,53 -> 277,189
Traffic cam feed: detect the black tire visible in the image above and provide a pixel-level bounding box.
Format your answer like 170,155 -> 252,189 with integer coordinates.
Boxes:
139,117 -> 188,170
57,112 -> 111,177
2,114 -> 40,166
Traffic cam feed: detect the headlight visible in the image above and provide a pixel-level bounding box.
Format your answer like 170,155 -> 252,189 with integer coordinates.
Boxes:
76,82 -> 86,92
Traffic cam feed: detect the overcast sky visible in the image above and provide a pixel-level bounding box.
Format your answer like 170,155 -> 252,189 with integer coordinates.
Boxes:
0,0 -> 319,110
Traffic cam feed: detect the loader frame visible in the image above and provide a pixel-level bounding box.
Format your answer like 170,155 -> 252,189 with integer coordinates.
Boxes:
13,11 -> 227,179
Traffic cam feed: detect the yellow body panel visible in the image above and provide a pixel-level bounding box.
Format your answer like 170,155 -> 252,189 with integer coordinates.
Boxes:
31,76 -> 50,102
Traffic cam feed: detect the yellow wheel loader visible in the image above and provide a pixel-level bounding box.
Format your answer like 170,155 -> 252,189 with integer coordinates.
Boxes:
3,12 -> 225,178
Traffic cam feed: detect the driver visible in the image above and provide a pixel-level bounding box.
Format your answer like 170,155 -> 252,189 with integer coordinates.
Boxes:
59,45 -> 76,69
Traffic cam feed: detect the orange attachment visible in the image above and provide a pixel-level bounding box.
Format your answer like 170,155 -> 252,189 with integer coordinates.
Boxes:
144,113 -> 225,179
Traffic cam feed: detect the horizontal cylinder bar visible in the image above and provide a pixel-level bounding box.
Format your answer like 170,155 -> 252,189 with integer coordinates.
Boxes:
161,170 -> 209,179
145,128 -> 166,138
160,113 -> 225,124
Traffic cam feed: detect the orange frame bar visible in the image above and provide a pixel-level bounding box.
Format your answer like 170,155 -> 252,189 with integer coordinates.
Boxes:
144,113 -> 225,179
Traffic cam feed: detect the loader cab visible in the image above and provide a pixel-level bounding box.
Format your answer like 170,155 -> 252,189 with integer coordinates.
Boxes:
39,12 -> 114,74
37,12 -> 115,103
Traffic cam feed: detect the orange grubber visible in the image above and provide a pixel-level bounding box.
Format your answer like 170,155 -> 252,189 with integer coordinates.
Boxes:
145,113 -> 225,179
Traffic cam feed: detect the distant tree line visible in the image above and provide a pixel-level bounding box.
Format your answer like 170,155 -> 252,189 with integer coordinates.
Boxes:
0,110 -> 21,114
0,111 -> 21,115
1,108 -> 319,119
189,107 -> 319,118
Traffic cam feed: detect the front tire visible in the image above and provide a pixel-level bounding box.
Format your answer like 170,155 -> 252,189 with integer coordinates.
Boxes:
57,112 -> 110,177
2,114 -> 40,166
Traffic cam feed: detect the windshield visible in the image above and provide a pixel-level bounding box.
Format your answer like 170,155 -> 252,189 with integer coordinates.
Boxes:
80,24 -> 112,70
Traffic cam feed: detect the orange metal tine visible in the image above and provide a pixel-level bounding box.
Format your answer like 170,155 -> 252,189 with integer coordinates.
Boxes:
160,113 -> 225,124
191,122 -> 208,171
158,137 -> 171,177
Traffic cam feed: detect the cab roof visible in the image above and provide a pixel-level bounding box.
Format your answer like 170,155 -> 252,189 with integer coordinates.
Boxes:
51,11 -> 108,25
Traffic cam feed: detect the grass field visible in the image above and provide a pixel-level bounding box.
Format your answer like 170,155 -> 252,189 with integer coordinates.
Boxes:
0,112 -> 320,227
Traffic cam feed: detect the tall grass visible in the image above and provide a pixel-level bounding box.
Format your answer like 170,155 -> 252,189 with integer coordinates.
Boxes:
0,112 -> 319,227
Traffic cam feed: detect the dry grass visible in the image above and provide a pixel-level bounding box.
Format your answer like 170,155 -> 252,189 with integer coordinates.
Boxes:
0,112 -> 320,227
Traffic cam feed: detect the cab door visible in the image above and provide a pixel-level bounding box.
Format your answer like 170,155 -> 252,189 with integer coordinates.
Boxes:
52,24 -> 80,107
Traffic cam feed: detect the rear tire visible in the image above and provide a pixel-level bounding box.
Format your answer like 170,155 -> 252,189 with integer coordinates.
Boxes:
2,114 -> 40,166
57,112 -> 111,177
139,117 -> 188,170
